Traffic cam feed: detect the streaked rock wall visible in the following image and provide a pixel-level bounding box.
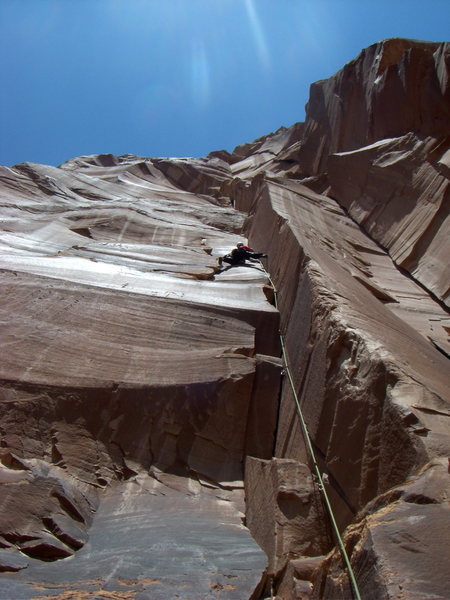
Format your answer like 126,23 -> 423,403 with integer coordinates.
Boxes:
0,154 -> 280,598
299,39 -> 449,306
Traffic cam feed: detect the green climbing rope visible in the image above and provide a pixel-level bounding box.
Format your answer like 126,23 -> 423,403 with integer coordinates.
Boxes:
260,262 -> 362,600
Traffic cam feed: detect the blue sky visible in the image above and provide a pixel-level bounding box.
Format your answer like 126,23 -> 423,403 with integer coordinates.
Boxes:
1,0 -> 449,167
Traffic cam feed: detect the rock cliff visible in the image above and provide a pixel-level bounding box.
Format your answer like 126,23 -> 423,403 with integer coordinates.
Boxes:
0,38 -> 449,600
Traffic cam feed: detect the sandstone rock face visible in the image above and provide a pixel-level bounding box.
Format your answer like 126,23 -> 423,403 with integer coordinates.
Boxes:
299,39 -> 450,306
297,40 -> 449,173
314,459 -> 450,600
231,39 -> 450,307
230,38 -> 449,600
245,457 -> 330,575
0,155 -> 279,598
328,134 -> 449,307
0,38 -> 449,600
240,175 -> 449,599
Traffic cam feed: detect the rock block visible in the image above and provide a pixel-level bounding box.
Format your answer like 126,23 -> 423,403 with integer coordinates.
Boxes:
245,457 -> 330,575
275,556 -> 325,600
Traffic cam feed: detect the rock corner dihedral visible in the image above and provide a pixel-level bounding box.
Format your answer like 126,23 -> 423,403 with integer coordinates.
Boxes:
0,38 -> 449,600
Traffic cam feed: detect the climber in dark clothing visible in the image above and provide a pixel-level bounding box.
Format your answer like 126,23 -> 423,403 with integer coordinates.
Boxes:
218,242 -> 267,267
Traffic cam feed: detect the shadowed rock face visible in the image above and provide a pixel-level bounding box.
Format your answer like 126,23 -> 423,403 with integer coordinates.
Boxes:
0,38 -> 449,600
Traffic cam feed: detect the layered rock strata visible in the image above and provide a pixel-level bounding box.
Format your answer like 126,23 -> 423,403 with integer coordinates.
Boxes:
0,155 -> 281,598
0,37 -> 449,600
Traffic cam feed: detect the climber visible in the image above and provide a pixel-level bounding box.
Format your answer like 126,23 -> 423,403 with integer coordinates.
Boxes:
218,242 -> 267,267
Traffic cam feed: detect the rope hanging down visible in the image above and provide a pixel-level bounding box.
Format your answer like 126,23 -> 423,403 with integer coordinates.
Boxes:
260,261 -> 362,600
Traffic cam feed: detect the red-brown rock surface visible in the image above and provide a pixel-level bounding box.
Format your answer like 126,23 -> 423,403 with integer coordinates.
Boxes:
0,38 -> 449,599
0,155 -> 279,598
290,39 -> 449,308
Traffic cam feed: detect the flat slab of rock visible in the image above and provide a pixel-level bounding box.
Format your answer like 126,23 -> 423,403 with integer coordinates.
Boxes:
0,474 -> 266,599
0,550 -> 28,573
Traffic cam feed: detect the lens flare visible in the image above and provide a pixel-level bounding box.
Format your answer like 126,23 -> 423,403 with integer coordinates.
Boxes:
190,40 -> 211,109
244,0 -> 271,70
